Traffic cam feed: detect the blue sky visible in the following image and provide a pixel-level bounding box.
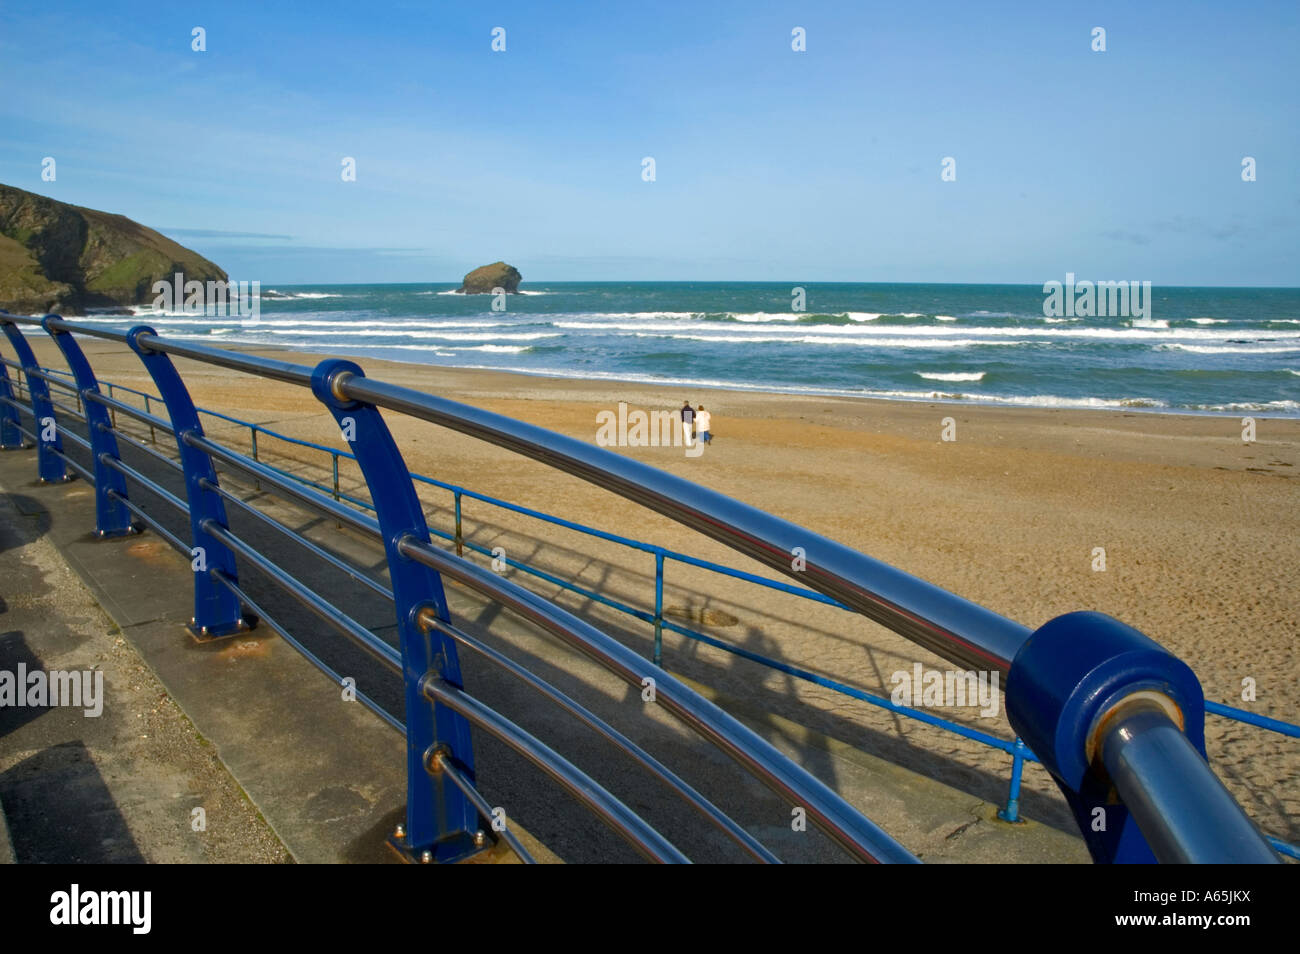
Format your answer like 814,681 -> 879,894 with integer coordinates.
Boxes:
1,1 -> 1296,285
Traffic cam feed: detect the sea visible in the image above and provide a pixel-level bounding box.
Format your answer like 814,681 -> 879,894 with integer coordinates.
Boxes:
85,282 -> 1300,416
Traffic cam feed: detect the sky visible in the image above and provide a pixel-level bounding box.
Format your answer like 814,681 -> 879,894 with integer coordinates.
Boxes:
1,1 -> 1297,286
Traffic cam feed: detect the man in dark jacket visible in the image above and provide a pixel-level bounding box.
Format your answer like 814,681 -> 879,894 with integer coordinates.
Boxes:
680,400 -> 695,444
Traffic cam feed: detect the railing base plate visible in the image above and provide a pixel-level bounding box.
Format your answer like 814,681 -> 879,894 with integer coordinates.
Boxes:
186,615 -> 258,643
385,831 -> 491,865
93,523 -> 144,540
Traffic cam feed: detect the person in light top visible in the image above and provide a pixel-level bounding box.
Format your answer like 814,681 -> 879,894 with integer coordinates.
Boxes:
695,405 -> 712,444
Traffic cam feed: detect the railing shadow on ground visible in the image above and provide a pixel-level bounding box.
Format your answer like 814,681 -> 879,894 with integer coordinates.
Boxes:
133,383 -> 1300,847
73,403 -> 1087,836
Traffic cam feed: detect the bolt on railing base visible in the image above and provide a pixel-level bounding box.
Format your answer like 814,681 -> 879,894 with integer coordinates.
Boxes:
186,614 -> 258,643
385,826 -> 492,865
93,522 -> 145,541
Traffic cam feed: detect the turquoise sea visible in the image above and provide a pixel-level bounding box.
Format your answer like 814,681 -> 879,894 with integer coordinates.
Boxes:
89,282 -> 1300,416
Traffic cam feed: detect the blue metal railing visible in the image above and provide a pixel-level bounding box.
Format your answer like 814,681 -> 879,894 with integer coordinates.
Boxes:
0,311 -> 1291,864
33,364 -> 1300,846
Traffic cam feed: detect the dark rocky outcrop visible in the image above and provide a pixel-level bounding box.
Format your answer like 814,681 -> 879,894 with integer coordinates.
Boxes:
0,184 -> 228,315
457,261 -> 521,294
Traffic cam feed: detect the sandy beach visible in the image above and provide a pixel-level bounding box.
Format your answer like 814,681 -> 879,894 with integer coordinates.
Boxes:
17,333 -> 1300,840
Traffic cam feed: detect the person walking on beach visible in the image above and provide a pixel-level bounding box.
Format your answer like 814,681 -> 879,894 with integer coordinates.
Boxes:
695,405 -> 712,444
680,400 -> 695,444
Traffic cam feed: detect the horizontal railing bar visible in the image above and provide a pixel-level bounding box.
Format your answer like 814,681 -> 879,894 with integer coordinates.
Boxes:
59,428 -> 91,452
1099,701 -> 1279,863
22,366 -> 80,394
43,319 -> 128,343
134,333 -> 315,387
427,614 -> 779,863
340,373 -> 1028,675
188,434 -> 381,538
85,390 -> 174,434
1269,838 -> 1300,860
455,533 -> 657,625
430,751 -> 536,864
108,489 -> 187,554
49,447 -> 93,483
199,518 -> 402,673
201,477 -> 394,601
208,569 -> 405,735
101,455 -> 190,514
1206,700 -> 1300,738
423,676 -> 689,863
399,536 -> 915,863
48,366 -> 871,611
47,397 -> 85,420
656,616 -> 1038,761
105,424 -> 184,473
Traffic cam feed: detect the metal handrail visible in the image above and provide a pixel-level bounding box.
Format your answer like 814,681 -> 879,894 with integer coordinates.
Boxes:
5,316 -> 927,862
401,534 -> 915,863
2,314 -> 1289,863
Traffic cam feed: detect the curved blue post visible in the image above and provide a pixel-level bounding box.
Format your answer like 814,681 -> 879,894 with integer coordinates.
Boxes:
125,325 -> 248,640
0,314 -> 69,482
0,310 -> 26,449
0,360 -> 23,449
42,316 -> 136,537
310,357 -> 483,864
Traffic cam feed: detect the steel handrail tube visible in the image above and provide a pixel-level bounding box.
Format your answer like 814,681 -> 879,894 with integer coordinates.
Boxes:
422,676 -> 690,863
427,613 -> 780,863
338,373 -> 1028,674
399,535 -> 916,863
198,518 -> 402,672
133,332 -> 315,387
101,455 -> 193,516
188,433 -> 381,538
109,488 -> 189,555
201,476 -> 394,601
85,390 -> 175,435
431,751 -> 537,864
1099,701 -> 1279,864
105,424 -> 185,474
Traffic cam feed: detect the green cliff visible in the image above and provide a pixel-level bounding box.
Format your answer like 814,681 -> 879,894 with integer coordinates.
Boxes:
0,184 -> 228,315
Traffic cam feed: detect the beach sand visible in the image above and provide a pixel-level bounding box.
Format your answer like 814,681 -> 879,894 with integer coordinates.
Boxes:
18,334 -> 1300,842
